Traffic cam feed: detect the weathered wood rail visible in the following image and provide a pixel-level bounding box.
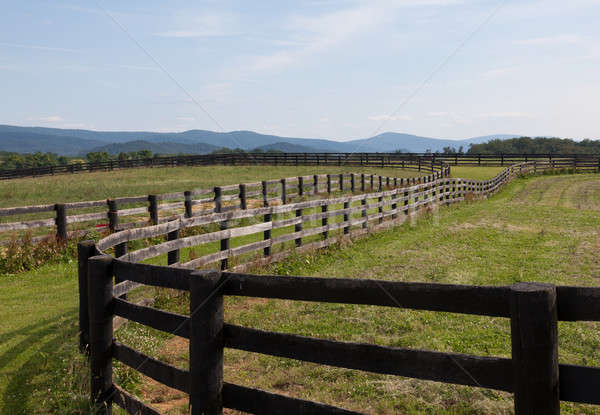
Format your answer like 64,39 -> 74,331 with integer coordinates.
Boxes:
77,159 -> 600,414
0,160 -> 446,245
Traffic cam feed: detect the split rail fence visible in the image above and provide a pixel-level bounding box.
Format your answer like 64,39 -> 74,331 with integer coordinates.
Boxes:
79,160 -> 600,414
2,152 -> 600,180
0,160 -> 446,245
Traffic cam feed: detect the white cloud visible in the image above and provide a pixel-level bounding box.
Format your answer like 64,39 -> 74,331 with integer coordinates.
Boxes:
514,34 -> 581,46
480,112 -> 533,119
368,114 -> 412,121
0,42 -> 81,53
248,0 -> 460,72
176,116 -> 195,121
155,13 -> 241,38
29,115 -> 64,122
427,111 -> 449,117
482,67 -> 518,80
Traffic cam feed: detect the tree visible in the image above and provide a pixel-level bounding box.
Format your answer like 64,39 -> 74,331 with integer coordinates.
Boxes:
86,152 -> 111,163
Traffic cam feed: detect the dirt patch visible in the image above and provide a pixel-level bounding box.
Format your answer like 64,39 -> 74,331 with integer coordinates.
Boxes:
449,220 -> 541,234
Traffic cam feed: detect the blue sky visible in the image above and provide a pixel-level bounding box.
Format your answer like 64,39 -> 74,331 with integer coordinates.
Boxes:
1,0 -> 599,141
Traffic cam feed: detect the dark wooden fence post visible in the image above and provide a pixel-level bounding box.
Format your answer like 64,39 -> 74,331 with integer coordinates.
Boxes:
351,173 -> 356,193
148,195 -> 159,225
327,174 -> 332,194
281,178 -> 287,204
378,194 -> 383,224
87,254 -> 114,414
77,240 -> 97,354
509,282 -> 559,415
167,228 -> 180,265
298,177 -> 304,198
379,175 -> 383,191
214,187 -> 228,270
361,196 -> 367,229
189,271 -> 224,415
295,208 -> 303,247
391,189 -> 398,220
313,175 -> 319,195
262,181 -> 268,207
239,184 -> 247,210
361,174 -> 365,192
370,174 -> 374,190
107,199 -> 119,233
264,211 -> 272,257
343,201 -> 350,234
339,173 -> 344,192
55,203 -> 67,242
321,203 -> 328,240
184,190 -> 193,218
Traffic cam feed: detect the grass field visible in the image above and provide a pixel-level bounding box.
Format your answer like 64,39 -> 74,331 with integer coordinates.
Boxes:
125,173 -> 600,414
0,165 -> 501,209
0,165 -> 428,209
2,167 -> 596,414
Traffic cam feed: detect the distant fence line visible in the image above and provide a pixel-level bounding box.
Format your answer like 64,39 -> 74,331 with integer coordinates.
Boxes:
79,160 -> 600,414
2,152 -> 600,180
0,159 -> 446,245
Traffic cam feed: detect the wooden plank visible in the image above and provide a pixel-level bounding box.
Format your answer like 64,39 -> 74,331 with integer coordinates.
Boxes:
559,364 -> 600,404
556,286 -> 600,321
112,280 -> 142,297
113,341 -> 189,393
0,203 -> 55,216
66,211 -> 107,224
113,384 -> 162,415
223,383 -> 363,415
113,297 -> 190,338
63,200 -> 106,209
113,259 -> 192,290
225,324 -> 512,392
0,217 -> 56,232
220,273 -> 511,317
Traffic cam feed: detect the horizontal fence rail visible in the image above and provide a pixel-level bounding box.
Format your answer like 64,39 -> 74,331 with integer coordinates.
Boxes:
0,161 -> 448,245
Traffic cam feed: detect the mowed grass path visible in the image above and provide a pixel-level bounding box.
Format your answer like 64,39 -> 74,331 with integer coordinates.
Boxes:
138,173 -> 600,414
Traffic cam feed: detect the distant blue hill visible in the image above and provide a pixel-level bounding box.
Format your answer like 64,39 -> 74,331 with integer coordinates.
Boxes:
0,124 -> 519,155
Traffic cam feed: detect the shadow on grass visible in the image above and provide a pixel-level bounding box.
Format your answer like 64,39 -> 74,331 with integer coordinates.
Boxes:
0,308 -> 90,414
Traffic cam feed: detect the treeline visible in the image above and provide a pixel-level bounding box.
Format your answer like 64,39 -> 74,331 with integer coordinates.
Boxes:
467,137 -> 600,154
0,152 -> 72,170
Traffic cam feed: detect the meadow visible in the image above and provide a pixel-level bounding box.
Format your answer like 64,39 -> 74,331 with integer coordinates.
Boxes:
1,166 -> 597,414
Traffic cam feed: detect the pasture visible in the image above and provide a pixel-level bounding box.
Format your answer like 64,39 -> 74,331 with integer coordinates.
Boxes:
1,168 -> 598,414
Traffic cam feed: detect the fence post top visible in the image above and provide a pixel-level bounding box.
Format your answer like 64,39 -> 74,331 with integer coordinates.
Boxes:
78,239 -> 96,249
88,254 -> 114,266
510,282 -> 556,293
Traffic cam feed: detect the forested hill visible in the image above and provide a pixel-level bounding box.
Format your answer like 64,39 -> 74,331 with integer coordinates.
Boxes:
467,137 -> 600,154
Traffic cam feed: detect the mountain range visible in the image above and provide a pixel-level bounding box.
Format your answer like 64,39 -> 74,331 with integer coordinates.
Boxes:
0,124 -> 518,155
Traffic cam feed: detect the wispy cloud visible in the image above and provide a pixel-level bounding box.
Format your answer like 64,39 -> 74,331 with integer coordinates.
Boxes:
480,112 -> 533,119
368,114 -> 412,121
0,42 -> 81,53
427,111 -> 449,117
514,34 -> 581,46
247,0 -> 461,72
155,12 -> 241,38
28,115 -> 64,122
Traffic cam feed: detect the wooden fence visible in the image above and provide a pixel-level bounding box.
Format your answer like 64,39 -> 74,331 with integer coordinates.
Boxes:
77,160 -> 600,414
0,160 -> 447,245
79,261 -> 600,414
2,152 -> 600,180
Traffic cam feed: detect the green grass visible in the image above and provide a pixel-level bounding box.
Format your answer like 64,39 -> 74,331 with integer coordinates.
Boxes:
133,173 -> 600,414
449,166 -> 505,180
0,262 -> 89,414
0,165 -> 424,208
2,169 -> 598,414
